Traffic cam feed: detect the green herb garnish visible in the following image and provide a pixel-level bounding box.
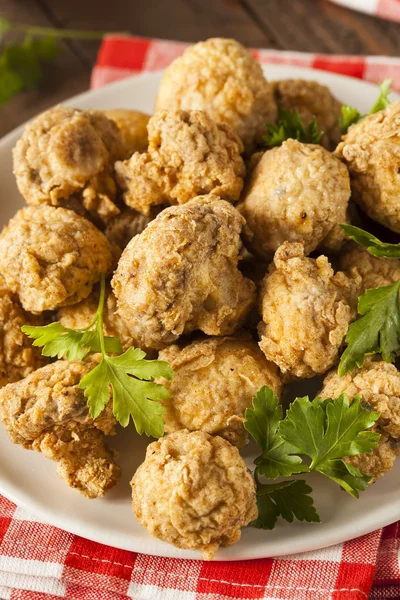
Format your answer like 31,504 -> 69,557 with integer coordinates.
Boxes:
339,79 -> 393,133
264,107 -> 323,147
341,224 -> 400,258
22,274 -> 173,436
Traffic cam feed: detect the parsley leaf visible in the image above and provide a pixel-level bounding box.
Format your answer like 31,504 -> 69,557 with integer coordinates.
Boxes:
279,394 -> 380,498
339,79 -> 392,133
244,386 -> 306,478
340,224 -> 400,259
79,348 -> 172,435
339,281 -> 400,375
264,107 -> 323,147
252,479 -> 320,529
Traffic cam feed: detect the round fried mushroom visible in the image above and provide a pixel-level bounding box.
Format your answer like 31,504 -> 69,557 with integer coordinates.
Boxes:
339,241 -> 400,293
345,431 -> 399,483
102,109 -> 150,157
0,279 -> 48,387
273,79 -> 342,150
0,360 -> 120,498
104,208 -> 152,250
335,102 -> 400,233
115,110 -> 245,215
131,430 -> 257,560
258,242 -> 360,379
238,140 -> 351,260
0,205 -> 114,313
157,335 -> 281,447
155,38 -> 276,151
112,196 -> 256,350
13,106 -> 124,225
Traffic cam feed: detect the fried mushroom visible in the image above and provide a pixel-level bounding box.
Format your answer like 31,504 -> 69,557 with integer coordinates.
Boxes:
0,360 -> 120,498
0,205 -> 114,313
155,37 -> 277,151
335,102 -> 400,233
238,140 -> 351,260
339,241 -> 400,293
13,106 -> 124,226
104,207 -> 152,251
131,430 -> 257,560
115,110 -> 245,215
102,109 -> 150,157
273,79 -> 342,150
112,195 -> 256,350
157,335 -> 281,447
258,242 -> 360,379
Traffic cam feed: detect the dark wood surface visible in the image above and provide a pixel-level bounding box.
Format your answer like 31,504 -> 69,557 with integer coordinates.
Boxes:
1,0 -> 400,137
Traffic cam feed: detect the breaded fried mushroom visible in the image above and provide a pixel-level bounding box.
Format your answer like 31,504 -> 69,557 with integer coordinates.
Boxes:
155,38 -> 277,151
238,140 -> 350,260
0,205 -> 114,313
258,242 -> 360,379
319,359 -> 400,481
58,283 -> 136,352
0,360 -> 120,498
157,335 -> 281,447
131,430 -> 257,560
273,79 -> 342,150
104,207 -> 152,250
339,241 -> 400,293
335,102 -> 400,233
115,110 -> 245,215
0,278 -> 48,387
13,106 -> 124,225
112,196 -> 256,350
102,109 -> 150,157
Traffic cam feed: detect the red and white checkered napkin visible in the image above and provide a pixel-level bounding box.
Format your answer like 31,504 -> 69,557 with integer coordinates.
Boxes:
1,36 -> 400,600
327,0 -> 400,22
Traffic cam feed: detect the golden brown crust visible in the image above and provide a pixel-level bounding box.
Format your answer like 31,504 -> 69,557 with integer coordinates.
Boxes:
0,360 -> 119,498
0,205 -> 114,313
157,334 -> 281,446
112,195 -> 256,350
273,79 -> 342,150
115,110 -> 245,215
258,242 -> 360,379
345,431 -> 399,483
335,102 -> 400,233
339,241 -> 400,293
131,430 -> 257,560
13,106 -> 124,225
238,140 -> 350,260
104,208 -> 152,250
102,109 -> 150,157
155,38 -> 277,151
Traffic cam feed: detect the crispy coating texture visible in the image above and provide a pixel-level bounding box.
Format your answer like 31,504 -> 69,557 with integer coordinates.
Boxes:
238,140 -> 350,260
102,109 -> 150,157
258,242 -> 360,379
335,102 -> 400,233
155,38 -> 277,151
104,208 -> 152,250
345,431 -> 399,483
0,360 -> 120,498
339,241 -> 400,293
13,106 -> 124,225
0,279 -> 48,387
131,430 -> 257,560
0,205 -> 114,313
157,335 -> 281,447
320,359 -> 400,439
112,196 -> 256,350
58,283 -> 136,352
115,110 -> 245,215
273,79 -> 342,150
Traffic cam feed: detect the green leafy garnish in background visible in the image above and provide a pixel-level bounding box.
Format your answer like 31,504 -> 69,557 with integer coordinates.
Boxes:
244,387 -> 380,529
341,223 -> 400,258
264,107 -> 323,147
339,79 -> 393,133
0,17 -> 114,105
22,274 -> 173,436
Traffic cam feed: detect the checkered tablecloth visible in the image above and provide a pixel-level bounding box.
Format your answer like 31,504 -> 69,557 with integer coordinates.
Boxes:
1,34 -> 399,600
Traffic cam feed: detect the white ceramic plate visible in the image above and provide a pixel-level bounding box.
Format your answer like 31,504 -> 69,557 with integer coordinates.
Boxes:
0,66 -> 399,561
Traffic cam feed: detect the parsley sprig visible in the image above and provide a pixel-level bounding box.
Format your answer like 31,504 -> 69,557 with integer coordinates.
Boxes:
245,387 -> 380,530
22,274 -> 173,436
339,79 -> 392,133
264,107 -> 323,147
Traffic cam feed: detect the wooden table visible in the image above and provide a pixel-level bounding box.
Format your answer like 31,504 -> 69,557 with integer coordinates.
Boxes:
1,0 -> 400,137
